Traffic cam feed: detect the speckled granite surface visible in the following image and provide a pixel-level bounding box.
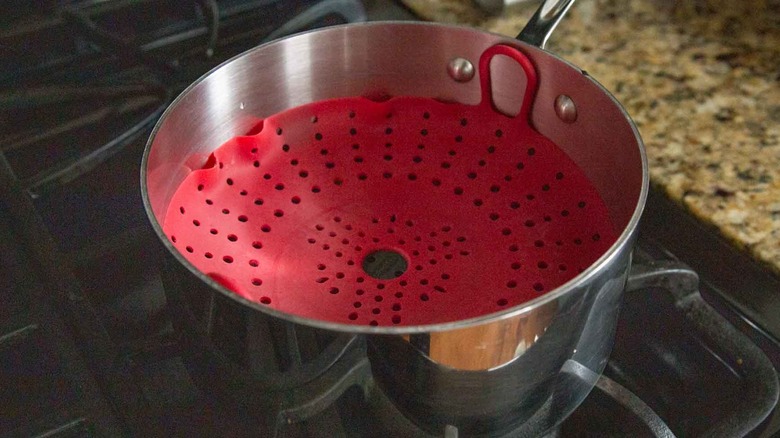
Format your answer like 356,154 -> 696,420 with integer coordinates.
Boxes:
400,0 -> 780,273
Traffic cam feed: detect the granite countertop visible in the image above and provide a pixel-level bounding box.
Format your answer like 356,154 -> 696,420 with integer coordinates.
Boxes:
400,0 -> 780,274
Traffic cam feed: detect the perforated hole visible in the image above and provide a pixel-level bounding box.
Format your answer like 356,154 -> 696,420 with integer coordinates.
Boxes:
362,250 -> 408,280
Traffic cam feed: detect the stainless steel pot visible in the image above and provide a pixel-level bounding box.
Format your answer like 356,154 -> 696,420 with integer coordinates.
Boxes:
141,0 -> 647,435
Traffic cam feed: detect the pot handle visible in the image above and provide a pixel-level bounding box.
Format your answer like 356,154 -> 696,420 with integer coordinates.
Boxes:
478,44 -> 538,122
516,0 -> 576,49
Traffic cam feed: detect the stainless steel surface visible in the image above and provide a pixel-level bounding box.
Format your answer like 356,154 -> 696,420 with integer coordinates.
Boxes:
517,0 -> 576,49
446,57 -> 476,82
142,19 -> 646,436
554,94 -> 577,123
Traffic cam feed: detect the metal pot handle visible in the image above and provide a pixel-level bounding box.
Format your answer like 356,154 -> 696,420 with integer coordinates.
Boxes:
516,0 -> 577,49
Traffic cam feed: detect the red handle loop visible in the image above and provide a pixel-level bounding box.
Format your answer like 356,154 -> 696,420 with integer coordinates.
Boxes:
478,44 -> 539,122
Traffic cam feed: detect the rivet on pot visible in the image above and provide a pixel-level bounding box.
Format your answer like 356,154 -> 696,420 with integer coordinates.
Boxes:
447,57 -> 475,83
554,94 -> 577,123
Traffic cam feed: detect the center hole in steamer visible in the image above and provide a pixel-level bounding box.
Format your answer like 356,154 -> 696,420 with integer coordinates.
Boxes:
362,250 -> 408,280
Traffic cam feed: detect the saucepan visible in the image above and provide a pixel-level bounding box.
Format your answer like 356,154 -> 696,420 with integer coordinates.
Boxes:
141,0 -> 647,435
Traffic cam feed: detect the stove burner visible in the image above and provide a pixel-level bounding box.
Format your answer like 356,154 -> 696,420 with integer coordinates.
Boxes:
1,1 -> 778,437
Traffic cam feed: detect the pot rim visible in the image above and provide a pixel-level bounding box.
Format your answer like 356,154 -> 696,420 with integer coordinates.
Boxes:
140,20 -> 649,334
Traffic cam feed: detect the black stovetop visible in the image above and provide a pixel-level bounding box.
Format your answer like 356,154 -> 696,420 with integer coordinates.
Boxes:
1,1 -> 779,436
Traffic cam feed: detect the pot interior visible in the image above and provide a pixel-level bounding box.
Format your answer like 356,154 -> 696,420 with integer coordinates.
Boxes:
142,22 -> 646,330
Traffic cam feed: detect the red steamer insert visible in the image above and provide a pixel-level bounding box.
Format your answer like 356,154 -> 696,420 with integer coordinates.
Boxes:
163,45 -> 616,326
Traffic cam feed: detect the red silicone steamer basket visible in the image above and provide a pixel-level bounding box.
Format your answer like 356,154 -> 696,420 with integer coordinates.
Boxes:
162,43 -> 617,327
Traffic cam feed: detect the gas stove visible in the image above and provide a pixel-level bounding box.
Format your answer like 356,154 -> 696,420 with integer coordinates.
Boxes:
1,1 -> 778,437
